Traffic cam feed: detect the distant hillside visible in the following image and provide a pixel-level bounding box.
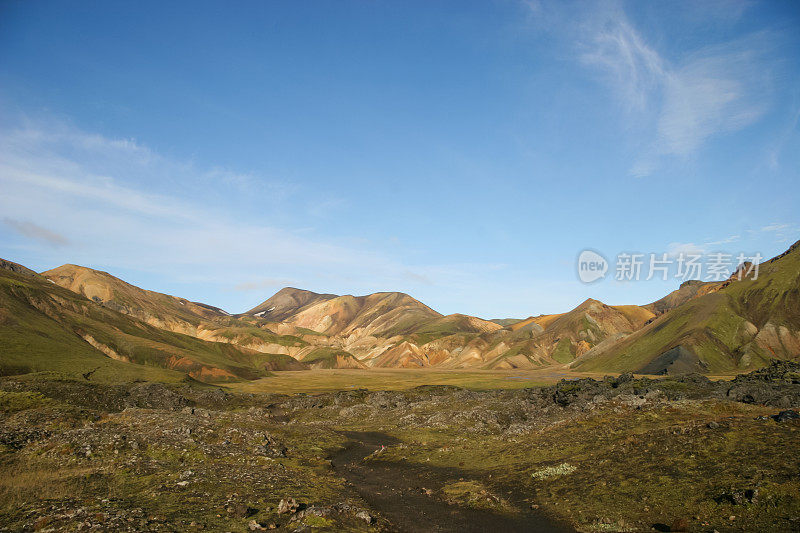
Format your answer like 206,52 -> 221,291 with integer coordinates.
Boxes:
3,237 -> 797,379
437,299 -> 655,370
644,279 -> 725,315
0,261 -> 295,382
43,265 -> 318,366
573,240 -> 800,374
244,289 -> 515,368
31,264 -> 661,373
247,289 -> 442,337
43,264 -> 229,333
300,347 -> 365,369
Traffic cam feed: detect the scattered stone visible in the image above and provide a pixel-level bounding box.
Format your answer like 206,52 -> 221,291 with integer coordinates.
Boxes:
278,498 -> 299,514
772,409 -> 799,422
531,462 -> 577,480
617,372 -> 634,384
225,502 -> 256,519
125,382 -> 188,410
715,489 -> 752,506
3,362 -> 800,532
254,444 -> 287,458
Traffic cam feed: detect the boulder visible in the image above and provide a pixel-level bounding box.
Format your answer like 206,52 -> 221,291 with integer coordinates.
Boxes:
278,498 -> 299,514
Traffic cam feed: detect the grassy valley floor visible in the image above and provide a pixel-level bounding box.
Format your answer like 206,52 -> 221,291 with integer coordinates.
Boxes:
230,368 -> 612,394
0,364 -> 798,532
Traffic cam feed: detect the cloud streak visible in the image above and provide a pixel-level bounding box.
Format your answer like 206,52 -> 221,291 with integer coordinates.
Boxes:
3,218 -> 69,246
655,38 -> 769,158
565,4 -> 774,176
579,10 -> 664,113
0,116 -> 509,312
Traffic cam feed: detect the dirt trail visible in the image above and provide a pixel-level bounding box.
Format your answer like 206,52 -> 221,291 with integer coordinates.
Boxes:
331,431 -> 574,533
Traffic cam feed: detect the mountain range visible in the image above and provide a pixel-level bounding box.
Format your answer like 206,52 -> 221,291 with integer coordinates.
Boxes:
1,240 -> 798,382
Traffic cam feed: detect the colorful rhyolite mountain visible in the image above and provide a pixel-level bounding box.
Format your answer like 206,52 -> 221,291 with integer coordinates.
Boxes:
1,239 -> 798,382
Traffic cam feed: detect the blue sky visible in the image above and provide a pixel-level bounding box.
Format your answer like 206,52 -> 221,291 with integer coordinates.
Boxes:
1,0 -> 799,318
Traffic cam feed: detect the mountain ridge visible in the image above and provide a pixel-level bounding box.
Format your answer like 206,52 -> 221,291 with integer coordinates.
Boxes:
573,239 -> 800,374
2,238 -> 797,378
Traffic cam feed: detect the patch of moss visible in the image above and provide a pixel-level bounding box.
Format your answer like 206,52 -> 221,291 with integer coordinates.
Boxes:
551,338 -> 574,364
303,515 -> 335,528
441,480 -> 514,513
0,391 -> 52,413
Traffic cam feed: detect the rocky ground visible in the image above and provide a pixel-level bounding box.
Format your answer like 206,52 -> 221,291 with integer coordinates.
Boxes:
1,363 -> 799,532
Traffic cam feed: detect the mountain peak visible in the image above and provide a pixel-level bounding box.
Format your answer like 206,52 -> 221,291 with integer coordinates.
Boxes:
246,287 -> 338,320
275,286 -> 330,297
578,297 -> 606,309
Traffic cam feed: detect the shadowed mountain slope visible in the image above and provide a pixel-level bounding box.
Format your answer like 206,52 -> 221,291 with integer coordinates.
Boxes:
645,279 -> 725,315
0,258 -> 39,278
1,261 -> 303,382
573,240 -> 800,374
460,299 -> 655,369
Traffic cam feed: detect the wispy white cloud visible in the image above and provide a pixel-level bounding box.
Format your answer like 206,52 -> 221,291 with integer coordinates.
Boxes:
762,223 -> 790,232
705,234 -> 740,246
0,116 -> 507,311
579,9 -> 664,113
666,241 -> 707,257
549,3 -> 775,176
655,38 -> 770,158
0,135 -> 377,270
766,106 -> 800,170
667,234 -> 742,257
757,222 -> 799,243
